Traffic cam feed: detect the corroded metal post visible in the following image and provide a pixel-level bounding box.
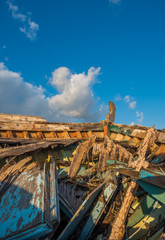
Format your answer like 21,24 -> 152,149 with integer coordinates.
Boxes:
109,126 -> 157,240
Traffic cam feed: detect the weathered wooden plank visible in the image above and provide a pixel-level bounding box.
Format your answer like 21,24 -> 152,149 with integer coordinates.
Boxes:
98,136 -> 133,169
57,183 -> 104,240
137,180 -> 165,204
147,227 -> 164,240
130,129 -> 146,139
0,122 -> 102,132
59,194 -> 75,219
0,162 -> 60,240
68,135 -> 97,178
109,126 -> 157,240
105,160 -> 165,188
128,202 -> 165,240
0,113 -> 46,123
127,195 -> 161,228
78,180 -> 117,240
0,156 -> 32,184
0,142 -> 57,159
0,139 -> 79,159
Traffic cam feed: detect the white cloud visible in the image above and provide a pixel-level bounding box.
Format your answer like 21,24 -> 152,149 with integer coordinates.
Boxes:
129,100 -> 136,109
7,1 -> 39,41
0,62 -> 48,117
50,67 -> 71,92
124,95 -> 130,103
124,95 -> 136,109
0,63 -> 104,122
49,66 -> 102,121
20,20 -> 39,41
136,111 -> 144,124
116,94 -> 137,110
109,0 -> 121,4
114,93 -> 143,125
7,1 -> 26,22
115,94 -> 122,102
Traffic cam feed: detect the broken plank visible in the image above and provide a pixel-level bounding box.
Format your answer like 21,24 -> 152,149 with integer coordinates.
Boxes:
0,139 -> 79,159
57,183 -> 104,240
68,135 -> 97,178
0,142 -> 58,159
78,180 -> 117,240
59,193 -> 75,219
0,162 -> 60,240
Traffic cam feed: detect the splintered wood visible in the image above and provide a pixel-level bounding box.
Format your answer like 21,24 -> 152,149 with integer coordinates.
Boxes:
0,156 -> 32,183
0,156 -> 38,194
0,142 -> 57,159
68,135 -> 97,178
129,126 -> 157,171
109,126 -> 157,240
98,136 -> 133,169
0,139 -> 78,159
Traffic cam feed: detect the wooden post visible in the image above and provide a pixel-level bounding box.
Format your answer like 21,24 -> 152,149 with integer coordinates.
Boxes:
109,126 -> 157,240
104,125 -> 109,137
105,101 -> 116,123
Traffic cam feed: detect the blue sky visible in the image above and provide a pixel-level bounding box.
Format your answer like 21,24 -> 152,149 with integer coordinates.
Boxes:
0,0 -> 165,129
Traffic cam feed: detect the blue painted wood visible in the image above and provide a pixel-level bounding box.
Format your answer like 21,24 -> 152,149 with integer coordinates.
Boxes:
105,160 -> 165,189
78,181 -> 117,240
0,162 -> 60,239
7,224 -> 53,240
57,183 -> 104,240
151,156 -> 164,164
49,162 -> 60,223
59,194 -> 75,219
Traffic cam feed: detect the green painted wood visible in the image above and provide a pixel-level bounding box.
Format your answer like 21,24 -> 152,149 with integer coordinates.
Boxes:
128,204 -> 165,240
147,227 -> 164,240
127,195 -> 161,228
138,180 -> 165,204
78,181 -> 117,240
109,125 -> 122,133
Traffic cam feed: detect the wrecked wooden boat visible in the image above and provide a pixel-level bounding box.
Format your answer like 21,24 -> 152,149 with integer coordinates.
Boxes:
0,102 -> 165,240
0,161 -> 60,240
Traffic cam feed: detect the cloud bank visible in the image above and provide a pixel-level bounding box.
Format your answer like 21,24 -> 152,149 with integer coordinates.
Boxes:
0,63 -> 103,122
7,1 -> 39,40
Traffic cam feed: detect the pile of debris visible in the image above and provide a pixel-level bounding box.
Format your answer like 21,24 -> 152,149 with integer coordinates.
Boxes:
0,103 -> 165,240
